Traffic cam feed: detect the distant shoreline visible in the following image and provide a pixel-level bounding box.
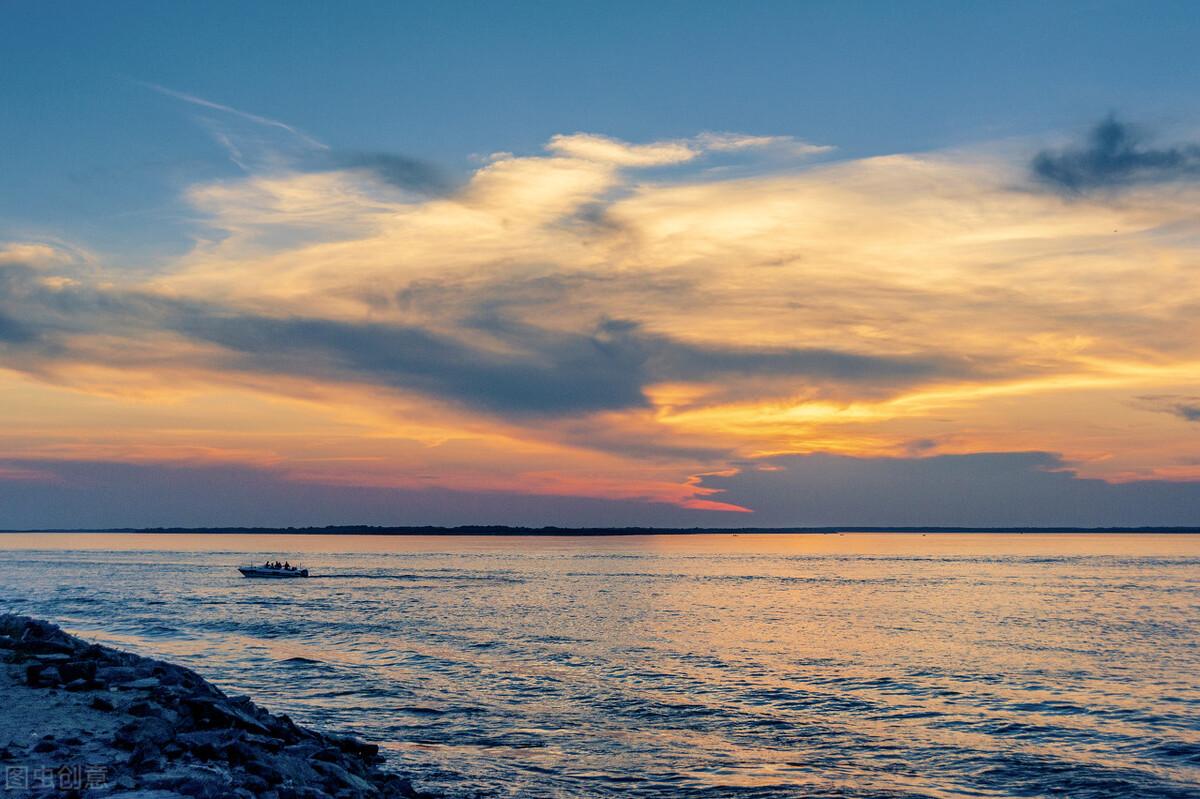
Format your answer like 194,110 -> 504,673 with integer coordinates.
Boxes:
3,526 -> 1199,535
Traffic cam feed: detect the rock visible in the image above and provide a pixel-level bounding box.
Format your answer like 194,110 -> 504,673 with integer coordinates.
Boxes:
244,755 -> 286,786
377,775 -> 424,799
142,766 -> 232,799
311,760 -> 375,794
240,773 -> 269,793
1,614 -> 436,799
328,735 -> 379,761
268,713 -> 307,744
13,638 -> 74,656
313,746 -> 344,763
59,659 -> 97,682
129,700 -> 162,717
130,742 -> 167,773
116,717 -> 175,750
243,732 -> 284,753
185,697 -> 271,736
26,663 -> 62,688
176,729 -> 246,761
25,663 -> 45,686
284,742 -> 323,759
97,665 -> 139,683
296,788 -> 334,799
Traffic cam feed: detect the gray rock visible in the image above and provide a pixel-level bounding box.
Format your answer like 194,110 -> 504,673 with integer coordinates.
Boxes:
30,664 -> 62,687
2,614 -> 435,799
184,697 -> 271,736
116,717 -> 175,749
311,760 -> 375,794
59,658 -> 97,681
129,700 -> 162,717
239,773 -> 269,793
97,665 -> 138,682
284,742 -> 323,759
142,765 -> 232,799
13,638 -> 74,656
176,729 -> 245,761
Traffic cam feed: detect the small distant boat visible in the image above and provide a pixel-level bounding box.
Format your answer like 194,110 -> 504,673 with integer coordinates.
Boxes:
239,563 -> 309,579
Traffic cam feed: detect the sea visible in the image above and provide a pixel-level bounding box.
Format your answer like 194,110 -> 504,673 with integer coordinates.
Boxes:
0,533 -> 1197,798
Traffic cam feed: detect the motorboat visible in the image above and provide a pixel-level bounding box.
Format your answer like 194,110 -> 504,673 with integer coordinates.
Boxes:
239,562 -> 309,578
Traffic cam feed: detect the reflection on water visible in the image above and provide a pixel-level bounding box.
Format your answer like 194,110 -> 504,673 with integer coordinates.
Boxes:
1,533 -> 1198,798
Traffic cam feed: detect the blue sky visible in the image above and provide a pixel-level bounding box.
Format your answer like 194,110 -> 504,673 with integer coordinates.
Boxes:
6,1 -> 1200,258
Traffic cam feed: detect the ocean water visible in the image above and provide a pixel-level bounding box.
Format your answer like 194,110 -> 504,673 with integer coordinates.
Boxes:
0,533 -> 1197,798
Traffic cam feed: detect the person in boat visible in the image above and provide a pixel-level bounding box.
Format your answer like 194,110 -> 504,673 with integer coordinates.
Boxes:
284,561 -> 290,569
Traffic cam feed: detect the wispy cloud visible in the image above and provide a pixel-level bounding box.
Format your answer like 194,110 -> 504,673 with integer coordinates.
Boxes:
140,81 -> 328,150
1135,394 -> 1200,422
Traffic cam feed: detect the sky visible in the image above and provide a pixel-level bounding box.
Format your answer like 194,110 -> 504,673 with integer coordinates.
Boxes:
3,1 -> 1200,528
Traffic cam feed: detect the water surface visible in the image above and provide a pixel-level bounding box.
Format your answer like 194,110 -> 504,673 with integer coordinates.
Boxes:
1,533 -> 1197,798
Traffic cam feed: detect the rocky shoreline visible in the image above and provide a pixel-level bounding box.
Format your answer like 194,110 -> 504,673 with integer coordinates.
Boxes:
0,615 -> 435,798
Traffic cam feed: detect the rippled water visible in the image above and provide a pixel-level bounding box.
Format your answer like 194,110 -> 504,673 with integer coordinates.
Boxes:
1,533 -> 1198,798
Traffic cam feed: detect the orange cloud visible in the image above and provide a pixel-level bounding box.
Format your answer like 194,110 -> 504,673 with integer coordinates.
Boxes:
3,128 -> 1200,514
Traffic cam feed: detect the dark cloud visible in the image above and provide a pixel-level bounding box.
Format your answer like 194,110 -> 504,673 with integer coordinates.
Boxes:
0,263 -> 978,418
1136,394 -> 1200,422
1032,115 -> 1200,193
309,150 -> 452,194
0,459 -> 721,529
170,311 -> 650,415
701,452 -> 1200,526
0,312 -> 36,345
172,313 -> 970,416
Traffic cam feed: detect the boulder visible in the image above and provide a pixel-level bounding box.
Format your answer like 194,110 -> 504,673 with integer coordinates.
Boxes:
26,663 -> 62,688
311,759 -> 375,794
141,765 -> 233,799
129,700 -> 163,718
184,697 -> 271,736
115,717 -> 176,750
59,659 -> 97,682
97,665 -> 139,683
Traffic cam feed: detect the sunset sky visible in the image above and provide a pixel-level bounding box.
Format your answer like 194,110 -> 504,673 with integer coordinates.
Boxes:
4,1 -> 1200,527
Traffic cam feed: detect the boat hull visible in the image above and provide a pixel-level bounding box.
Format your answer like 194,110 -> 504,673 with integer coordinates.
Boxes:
238,567 -> 309,578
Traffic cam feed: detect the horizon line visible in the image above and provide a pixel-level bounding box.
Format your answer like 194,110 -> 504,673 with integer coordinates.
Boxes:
4,525 -> 1200,536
